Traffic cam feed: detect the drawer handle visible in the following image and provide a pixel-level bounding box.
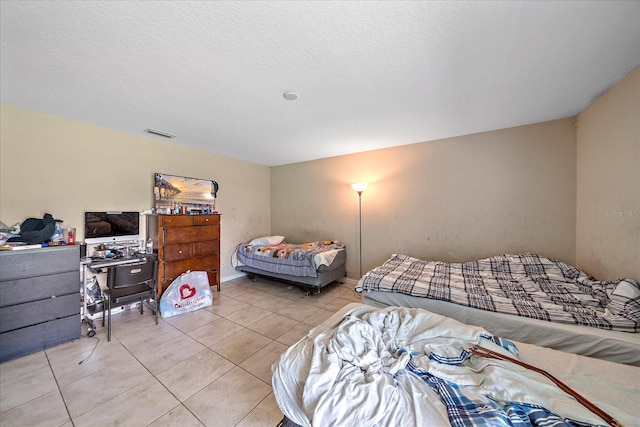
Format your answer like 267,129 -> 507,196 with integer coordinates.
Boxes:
178,250 -> 183,254
51,295 -> 56,299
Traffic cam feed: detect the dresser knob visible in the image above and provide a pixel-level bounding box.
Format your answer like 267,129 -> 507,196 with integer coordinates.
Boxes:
179,250 -> 183,254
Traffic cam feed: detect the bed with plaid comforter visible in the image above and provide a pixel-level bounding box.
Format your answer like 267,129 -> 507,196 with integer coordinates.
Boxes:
356,253 -> 639,332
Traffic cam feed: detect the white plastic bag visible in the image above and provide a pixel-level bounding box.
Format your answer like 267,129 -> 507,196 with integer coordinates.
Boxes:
160,271 -> 212,318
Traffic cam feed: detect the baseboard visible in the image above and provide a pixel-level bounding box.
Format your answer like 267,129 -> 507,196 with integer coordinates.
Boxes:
221,272 -> 248,282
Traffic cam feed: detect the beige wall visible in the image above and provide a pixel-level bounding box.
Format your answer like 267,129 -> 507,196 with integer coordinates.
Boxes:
576,66 -> 640,281
0,104 -> 271,280
272,119 -> 577,279
4,66 -> 635,285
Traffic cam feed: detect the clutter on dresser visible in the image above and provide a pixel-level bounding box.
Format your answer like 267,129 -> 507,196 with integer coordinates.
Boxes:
1,213 -> 77,249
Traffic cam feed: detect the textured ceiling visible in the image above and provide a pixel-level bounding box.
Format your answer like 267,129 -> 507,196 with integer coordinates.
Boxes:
1,1 -> 639,166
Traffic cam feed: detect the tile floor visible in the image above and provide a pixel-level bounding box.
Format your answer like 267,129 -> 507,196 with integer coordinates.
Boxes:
0,276 -> 362,427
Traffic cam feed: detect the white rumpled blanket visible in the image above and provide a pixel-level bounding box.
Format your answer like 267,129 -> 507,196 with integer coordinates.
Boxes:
313,249 -> 340,268
272,304 -> 635,427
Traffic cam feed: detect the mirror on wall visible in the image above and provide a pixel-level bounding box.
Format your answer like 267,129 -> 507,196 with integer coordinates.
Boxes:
154,173 -> 218,214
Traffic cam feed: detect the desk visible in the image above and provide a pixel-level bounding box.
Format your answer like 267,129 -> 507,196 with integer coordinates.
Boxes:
81,255 -> 151,328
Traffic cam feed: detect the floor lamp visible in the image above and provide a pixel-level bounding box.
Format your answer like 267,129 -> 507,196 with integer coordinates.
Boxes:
351,183 -> 368,278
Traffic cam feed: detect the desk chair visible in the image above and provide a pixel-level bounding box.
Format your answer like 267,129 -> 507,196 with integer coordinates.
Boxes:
102,259 -> 158,342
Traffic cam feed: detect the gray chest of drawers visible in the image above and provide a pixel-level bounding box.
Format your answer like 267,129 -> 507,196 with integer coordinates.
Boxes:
0,245 -> 81,362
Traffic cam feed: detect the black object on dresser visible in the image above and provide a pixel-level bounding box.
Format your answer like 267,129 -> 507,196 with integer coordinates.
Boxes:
0,245 -> 81,362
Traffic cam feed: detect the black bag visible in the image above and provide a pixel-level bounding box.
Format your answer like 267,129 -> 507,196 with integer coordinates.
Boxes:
7,213 -> 61,244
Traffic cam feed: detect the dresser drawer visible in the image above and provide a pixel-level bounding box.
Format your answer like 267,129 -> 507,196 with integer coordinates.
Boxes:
0,293 -> 79,333
197,225 -> 220,240
160,270 -> 219,292
193,240 -> 219,257
0,270 -> 79,308
163,243 -> 193,261
0,315 -> 80,363
163,255 -> 219,281
0,246 -> 79,281
164,225 -> 219,244
160,215 -> 194,227
194,215 -> 220,226
163,240 -> 218,261
188,254 -> 220,271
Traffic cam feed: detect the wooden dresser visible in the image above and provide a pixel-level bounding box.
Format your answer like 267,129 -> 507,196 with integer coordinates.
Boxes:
0,245 -> 81,362
147,214 -> 220,296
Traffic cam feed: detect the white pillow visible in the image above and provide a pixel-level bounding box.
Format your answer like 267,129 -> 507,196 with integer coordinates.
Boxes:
604,279 -> 640,323
249,235 -> 285,246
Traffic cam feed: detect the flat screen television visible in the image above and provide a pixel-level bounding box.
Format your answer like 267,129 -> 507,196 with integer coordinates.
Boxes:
84,211 -> 140,244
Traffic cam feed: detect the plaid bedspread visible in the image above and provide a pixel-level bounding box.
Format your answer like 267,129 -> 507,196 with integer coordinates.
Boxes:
356,253 -> 640,332
237,240 -> 345,278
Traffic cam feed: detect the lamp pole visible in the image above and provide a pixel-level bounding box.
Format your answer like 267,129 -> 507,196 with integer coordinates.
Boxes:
351,183 -> 368,278
357,190 -> 363,278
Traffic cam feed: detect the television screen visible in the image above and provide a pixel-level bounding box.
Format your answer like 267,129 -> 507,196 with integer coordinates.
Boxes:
84,211 -> 140,243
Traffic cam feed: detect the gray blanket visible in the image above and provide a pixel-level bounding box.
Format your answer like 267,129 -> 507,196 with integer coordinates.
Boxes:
237,240 -> 345,278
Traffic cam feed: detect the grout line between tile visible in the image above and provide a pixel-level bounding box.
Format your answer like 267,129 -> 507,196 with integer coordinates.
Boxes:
1,279 -> 361,427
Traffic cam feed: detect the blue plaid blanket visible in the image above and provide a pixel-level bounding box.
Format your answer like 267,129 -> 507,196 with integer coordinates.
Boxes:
409,365 -> 601,427
401,343 -> 604,427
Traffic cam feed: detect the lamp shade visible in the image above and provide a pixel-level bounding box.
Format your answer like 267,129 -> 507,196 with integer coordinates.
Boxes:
351,182 -> 368,193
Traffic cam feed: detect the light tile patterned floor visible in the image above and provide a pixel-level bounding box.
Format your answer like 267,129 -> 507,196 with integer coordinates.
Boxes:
0,277 -> 362,427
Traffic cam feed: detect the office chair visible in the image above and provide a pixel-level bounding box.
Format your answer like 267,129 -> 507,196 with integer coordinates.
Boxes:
102,259 -> 158,342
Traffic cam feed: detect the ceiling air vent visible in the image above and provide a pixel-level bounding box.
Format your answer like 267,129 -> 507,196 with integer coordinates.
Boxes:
144,128 -> 176,138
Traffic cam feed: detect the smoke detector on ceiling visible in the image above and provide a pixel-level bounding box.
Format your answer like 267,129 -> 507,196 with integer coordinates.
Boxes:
283,91 -> 299,101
